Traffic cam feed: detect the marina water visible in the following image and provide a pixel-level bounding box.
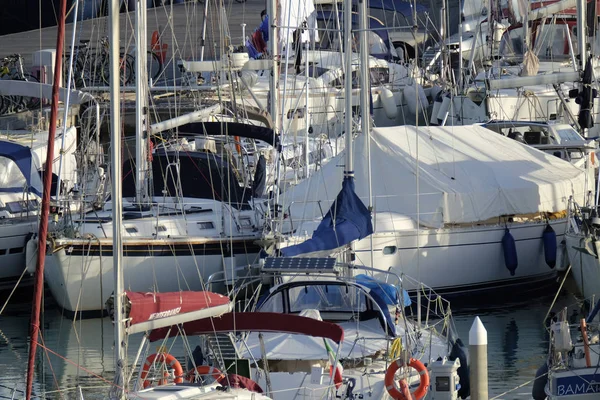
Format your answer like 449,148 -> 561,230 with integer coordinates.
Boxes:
0,286 -> 580,399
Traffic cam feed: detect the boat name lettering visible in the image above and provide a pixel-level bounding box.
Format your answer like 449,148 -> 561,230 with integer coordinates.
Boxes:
556,381 -> 600,396
148,307 -> 181,320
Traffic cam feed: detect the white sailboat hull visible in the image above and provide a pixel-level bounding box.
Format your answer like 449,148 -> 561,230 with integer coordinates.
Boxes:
565,232 -> 600,299
44,237 -> 260,314
351,219 -> 565,294
0,218 -> 37,286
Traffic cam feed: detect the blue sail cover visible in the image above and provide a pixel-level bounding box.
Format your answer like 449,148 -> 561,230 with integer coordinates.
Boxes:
0,141 -> 43,197
355,274 -> 411,307
281,177 -> 373,257
365,0 -> 427,13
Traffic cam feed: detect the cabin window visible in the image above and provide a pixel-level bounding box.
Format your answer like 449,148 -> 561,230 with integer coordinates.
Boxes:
556,128 -> 583,142
259,291 -> 284,313
330,70 -> 359,89
239,218 -> 252,228
125,226 -> 138,234
383,246 -> 397,255
288,284 -> 366,313
197,221 -> 215,230
523,131 -> 542,145
370,67 -> 389,85
157,225 -> 167,232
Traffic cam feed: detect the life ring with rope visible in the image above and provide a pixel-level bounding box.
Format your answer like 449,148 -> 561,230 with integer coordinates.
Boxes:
384,358 -> 429,400
186,365 -> 226,382
140,353 -> 184,389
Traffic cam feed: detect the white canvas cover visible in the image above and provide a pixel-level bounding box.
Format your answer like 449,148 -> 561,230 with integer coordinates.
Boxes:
280,125 -> 588,228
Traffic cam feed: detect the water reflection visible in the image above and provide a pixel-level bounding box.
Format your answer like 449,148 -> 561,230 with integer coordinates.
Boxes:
0,287 -> 582,399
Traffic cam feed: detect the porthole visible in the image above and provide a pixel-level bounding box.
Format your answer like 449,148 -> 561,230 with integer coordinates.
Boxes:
383,246 -> 397,255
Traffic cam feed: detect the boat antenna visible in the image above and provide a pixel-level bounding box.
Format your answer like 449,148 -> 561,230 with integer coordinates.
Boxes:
25,0 -> 68,398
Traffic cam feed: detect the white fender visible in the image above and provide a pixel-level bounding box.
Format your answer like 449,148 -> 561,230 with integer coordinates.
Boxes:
556,239 -> 570,272
430,85 -> 443,103
430,91 -> 444,125
436,94 -> 452,122
239,70 -> 258,88
405,83 -> 428,117
25,235 -> 38,275
379,87 -> 398,119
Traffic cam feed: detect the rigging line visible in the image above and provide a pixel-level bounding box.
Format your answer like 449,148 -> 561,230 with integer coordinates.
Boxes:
543,264 -> 572,332
37,332 -> 63,399
0,264 -> 30,315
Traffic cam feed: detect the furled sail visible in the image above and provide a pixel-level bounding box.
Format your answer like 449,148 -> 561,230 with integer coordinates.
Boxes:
112,291 -> 232,335
281,176 -> 373,256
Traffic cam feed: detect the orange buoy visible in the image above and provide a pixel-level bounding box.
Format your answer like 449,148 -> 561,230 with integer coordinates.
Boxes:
384,358 -> 429,400
140,353 -> 184,388
186,365 -> 225,382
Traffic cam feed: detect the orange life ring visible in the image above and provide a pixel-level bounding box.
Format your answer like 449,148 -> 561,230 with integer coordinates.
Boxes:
186,365 -> 226,382
140,353 -> 184,389
328,362 -> 343,389
384,358 -> 429,400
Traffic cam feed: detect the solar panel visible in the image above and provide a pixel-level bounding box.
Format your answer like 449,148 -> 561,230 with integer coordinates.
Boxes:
262,257 -> 337,273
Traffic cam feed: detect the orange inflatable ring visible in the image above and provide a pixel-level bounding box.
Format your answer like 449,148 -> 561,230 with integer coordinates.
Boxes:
328,363 -> 343,389
140,353 -> 184,389
384,358 -> 429,400
186,365 -> 226,382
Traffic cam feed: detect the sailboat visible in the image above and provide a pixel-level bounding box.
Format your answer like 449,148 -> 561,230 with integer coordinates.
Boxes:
194,1 -> 467,398
426,0 -> 594,129
0,82 -> 103,291
41,1 -> 268,315
534,300 -> 600,399
101,2 -> 267,399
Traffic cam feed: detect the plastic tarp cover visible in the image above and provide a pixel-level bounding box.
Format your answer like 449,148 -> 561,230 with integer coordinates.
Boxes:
281,125 -> 588,228
281,176 -> 373,256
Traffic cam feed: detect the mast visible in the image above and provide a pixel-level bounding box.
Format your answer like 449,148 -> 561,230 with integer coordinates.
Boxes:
25,0 -> 67,398
577,0 -> 587,70
358,0 -> 372,267
344,0 -> 353,177
200,0 -> 210,61
56,0 -> 80,199
268,0 -> 281,230
135,0 -> 149,204
458,0 -> 464,91
110,0 -> 126,395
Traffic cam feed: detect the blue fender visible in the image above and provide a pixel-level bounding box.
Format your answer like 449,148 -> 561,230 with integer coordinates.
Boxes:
502,228 -> 518,276
532,362 -> 548,400
449,338 -> 470,399
542,224 -> 557,269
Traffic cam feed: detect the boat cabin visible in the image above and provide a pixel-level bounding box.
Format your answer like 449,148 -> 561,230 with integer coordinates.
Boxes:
257,277 -> 409,337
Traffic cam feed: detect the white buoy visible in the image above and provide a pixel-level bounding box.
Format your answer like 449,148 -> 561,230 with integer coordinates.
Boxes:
469,316 -> 488,400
